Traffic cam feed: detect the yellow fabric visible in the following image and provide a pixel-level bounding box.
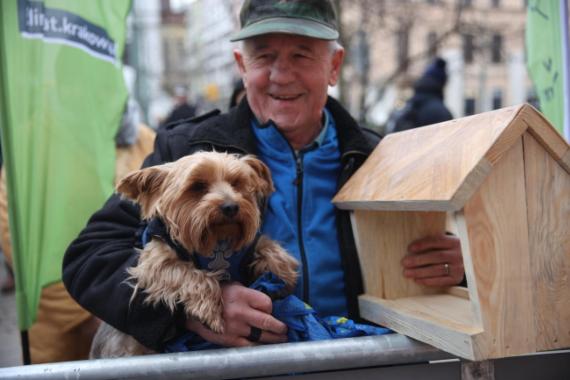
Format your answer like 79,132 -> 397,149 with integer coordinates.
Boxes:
115,125 -> 156,184
28,282 -> 95,363
0,125 -> 156,363
0,169 -> 12,268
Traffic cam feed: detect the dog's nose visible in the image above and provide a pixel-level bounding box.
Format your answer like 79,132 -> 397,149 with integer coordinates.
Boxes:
221,202 -> 239,218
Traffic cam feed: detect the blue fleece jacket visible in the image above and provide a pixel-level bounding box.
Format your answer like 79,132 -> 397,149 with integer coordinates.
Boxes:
252,109 -> 348,317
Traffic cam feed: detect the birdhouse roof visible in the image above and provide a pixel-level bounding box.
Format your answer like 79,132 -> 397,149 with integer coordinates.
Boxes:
333,104 -> 570,211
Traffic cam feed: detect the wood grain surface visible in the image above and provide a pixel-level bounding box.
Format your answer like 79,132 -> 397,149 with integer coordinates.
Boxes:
462,137 -> 535,359
359,294 -> 481,359
521,105 -> 570,169
523,133 -> 570,351
334,105 -> 525,211
351,210 -> 447,299
562,150 -> 570,172
339,104 -> 570,361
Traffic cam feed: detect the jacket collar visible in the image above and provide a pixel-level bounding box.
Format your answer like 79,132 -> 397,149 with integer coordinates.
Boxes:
324,97 -> 376,162
186,96 -> 375,161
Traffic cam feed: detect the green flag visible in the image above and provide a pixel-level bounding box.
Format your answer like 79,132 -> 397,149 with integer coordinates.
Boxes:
526,0 -> 568,138
0,0 -> 131,330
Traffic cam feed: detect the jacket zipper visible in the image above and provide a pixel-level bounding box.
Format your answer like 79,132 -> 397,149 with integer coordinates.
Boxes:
294,152 -> 310,303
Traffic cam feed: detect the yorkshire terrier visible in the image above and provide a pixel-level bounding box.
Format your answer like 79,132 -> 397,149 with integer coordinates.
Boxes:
90,151 -> 298,358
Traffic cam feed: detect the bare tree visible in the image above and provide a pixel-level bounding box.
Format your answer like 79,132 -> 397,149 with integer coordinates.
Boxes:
337,0 -> 467,124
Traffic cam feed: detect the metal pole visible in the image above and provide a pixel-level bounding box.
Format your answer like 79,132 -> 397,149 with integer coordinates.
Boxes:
0,334 -> 451,380
19,330 -> 30,365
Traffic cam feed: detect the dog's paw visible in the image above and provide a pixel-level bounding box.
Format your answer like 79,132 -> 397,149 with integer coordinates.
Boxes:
186,301 -> 225,335
251,236 -> 299,291
207,315 -> 225,334
270,252 -> 298,291
179,271 -> 226,334
276,258 -> 298,291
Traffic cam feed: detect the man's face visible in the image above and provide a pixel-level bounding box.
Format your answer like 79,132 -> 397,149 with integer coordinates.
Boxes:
234,34 -> 344,139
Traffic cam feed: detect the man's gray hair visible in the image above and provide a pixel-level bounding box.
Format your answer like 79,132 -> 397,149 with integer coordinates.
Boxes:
328,40 -> 343,53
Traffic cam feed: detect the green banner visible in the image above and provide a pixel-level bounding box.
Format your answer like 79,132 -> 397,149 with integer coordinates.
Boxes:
0,0 -> 131,329
526,0 -> 565,135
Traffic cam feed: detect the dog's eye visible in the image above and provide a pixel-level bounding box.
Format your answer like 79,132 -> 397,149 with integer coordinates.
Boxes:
190,181 -> 207,193
231,179 -> 243,189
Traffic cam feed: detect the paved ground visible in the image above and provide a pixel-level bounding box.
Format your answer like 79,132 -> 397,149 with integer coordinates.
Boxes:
0,251 -> 23,368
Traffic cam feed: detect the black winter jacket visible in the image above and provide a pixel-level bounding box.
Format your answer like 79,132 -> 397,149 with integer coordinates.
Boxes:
63,96 -> 380,351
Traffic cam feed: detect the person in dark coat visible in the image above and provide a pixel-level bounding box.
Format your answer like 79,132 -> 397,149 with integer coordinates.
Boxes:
63,0 -> 465,352
161,86 -> 197,128
228,79 -> 246,109
387,57 -> 453,133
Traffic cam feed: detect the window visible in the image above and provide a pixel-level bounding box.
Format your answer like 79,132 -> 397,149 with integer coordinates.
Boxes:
491,33 -> 503,63
463,34 -> 475,64
396,28 -> 410,71
427,31 -> 438,57
492,89 -> 503,109
177,40 -> 185,57
464,98 -> 476,116
526,88 -> 540,109
163,40 -> 171,71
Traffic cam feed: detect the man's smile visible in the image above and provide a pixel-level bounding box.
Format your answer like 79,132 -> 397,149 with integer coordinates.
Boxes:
269,93 -> 302,101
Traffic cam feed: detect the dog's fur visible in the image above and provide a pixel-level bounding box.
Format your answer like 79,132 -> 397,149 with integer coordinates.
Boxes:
90,151 -> 298,358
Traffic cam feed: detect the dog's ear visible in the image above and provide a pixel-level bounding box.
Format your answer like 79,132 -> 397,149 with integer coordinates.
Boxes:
116,166 -> 169,211
241,155 -> 274,198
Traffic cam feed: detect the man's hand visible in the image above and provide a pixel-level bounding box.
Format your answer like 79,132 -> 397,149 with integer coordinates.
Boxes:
401,234 -> 465,287
185,282 -> 288,347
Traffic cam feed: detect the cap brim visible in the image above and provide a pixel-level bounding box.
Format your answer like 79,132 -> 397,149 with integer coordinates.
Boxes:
230,17 -> 339,42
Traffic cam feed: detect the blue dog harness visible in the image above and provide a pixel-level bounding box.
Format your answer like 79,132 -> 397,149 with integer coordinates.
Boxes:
141,217 -> 258,283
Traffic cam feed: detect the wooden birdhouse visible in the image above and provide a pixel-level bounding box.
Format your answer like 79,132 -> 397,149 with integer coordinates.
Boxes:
333,104 -> 570,361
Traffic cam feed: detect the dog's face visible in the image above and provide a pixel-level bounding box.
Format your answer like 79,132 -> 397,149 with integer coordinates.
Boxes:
117,152 -> 274,256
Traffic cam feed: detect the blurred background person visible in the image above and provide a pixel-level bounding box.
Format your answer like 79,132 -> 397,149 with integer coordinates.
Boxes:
0,254 -> 15,292
228,79 -> 246,109
161,85 -> 197,127
115,98 -> 156,181
385,57 -> 453,134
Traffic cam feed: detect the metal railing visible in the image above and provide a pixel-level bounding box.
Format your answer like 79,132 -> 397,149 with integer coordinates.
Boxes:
0,334 -> 452,379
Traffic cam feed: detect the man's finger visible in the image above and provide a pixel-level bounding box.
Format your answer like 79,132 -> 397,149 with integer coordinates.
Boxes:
217,333 -> 254,347
240,287 -> 273,313
225,318 -> 286,343
401,250 -> 457,268
408,234 -> 459,253
403,263 -> 452,279
258,330 -> 287,344
246,308 -> 287,335
187,319 -> 254,348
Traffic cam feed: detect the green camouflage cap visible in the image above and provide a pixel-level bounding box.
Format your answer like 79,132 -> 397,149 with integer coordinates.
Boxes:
230,0 -> 339,42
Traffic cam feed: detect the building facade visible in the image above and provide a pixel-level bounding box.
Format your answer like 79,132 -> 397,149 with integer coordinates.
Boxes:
340,0 -> 531,129
161,0 -> 190,95
128,0 -> 534,129
186,0 -> 242,111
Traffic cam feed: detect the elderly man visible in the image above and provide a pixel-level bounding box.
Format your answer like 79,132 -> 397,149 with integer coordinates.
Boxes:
63,0 -> 464,352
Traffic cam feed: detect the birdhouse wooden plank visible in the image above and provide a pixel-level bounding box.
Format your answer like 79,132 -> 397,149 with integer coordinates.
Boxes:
333,104 -> 570,361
